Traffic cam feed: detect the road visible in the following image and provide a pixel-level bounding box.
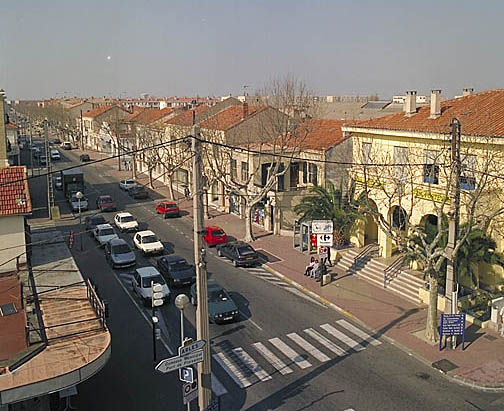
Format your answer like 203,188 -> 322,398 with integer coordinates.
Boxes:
25,141 -> 504,410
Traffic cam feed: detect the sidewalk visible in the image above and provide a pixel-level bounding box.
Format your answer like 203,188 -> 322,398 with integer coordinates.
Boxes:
77,149 -> 504,391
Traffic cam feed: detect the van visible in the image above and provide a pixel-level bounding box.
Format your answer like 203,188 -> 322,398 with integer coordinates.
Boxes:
62,141 -> 72,150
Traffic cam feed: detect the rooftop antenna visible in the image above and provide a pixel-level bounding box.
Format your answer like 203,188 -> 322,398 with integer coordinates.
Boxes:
243,84 -> 251,97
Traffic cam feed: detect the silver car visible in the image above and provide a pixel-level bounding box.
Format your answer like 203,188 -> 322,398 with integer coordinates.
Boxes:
93,224 -> 119,247
105,238 -> 136,268
69,194 -> 88,212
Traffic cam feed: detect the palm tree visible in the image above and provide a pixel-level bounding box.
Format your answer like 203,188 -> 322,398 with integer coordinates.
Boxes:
294,181 -> 360,247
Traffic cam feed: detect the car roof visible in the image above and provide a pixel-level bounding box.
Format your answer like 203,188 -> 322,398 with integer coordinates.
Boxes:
99,195 -> 112,199
109,238 -> 127,246
116,212 -> 133,218
164,255 -> 186,263
137,230 -> 155,236
91,214 -> 105,220
229,241 -> 249,247
96,223 -> 113,230
207,281 -> 224,291
136,266 -> 161,277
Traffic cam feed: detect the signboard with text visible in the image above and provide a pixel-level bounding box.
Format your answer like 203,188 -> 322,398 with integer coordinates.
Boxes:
155,349 -> 204,374
312,220 -> 333,234
317,234 -> 333,247
439,313 -> 466,351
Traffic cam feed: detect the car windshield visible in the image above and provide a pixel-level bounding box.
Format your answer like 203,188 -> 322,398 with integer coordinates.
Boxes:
101,196 -> 112,202
112,244 -> 131,254
92,216 -> 106,224
213,230 -> 225,236
100,228 -> 115,236
170,261 -> 190,271
142,275 -> 165,288
237,246 -> 255,256
71,195 -> 86,202
165,203 -> 177,209
125,180 -> 134,184
121,216 -> 135,222
209,289 -> 230,302
142,235 -> 158,244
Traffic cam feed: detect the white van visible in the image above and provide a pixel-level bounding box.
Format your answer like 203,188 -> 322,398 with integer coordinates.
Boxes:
62,141 -> 72,150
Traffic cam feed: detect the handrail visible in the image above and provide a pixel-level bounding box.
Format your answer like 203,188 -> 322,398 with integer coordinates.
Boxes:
354,243 -> 378,264
384,255 -> 405,288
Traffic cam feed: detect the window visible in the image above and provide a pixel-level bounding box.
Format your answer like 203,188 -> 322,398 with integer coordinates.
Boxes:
302,162 -> 317,185
423,150 -> 439,184
362,142 -> 372,164
392,207 -> 407,231
290,162 -> 300,188
241,161 -> 249,181
461,154 -> 476,190
394,146 -> 408,182
231,159 -> 237,180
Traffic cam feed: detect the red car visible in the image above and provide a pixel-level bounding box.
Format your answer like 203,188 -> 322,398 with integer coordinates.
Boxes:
203,226 -> 228,246
156,201 -> 180,218
96,195 -> 117,212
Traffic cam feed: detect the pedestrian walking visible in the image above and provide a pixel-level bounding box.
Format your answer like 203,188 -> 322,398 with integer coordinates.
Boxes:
304,256 -> 315,276
184,186 -> 190,199
500,306 -> 504,337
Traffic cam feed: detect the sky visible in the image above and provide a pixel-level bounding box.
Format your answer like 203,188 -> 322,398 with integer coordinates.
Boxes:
0,0 -> 502,100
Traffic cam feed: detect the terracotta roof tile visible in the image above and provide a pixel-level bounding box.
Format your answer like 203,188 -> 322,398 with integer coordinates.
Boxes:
346,89 -> 504,137
7,123 -> 17,130
164,106 -> 210,127
135,107 -> 176,125
82,105 -> 117,119
200,105 -> 266,131
0,167 -> 32,216
295,119 -> 347,150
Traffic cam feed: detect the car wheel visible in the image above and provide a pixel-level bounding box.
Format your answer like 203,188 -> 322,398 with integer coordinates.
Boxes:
217,249 -> 222,257
233,259 -> 238,267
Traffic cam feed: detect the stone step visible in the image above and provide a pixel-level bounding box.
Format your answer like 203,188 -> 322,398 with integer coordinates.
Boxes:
354,270 -> 421,304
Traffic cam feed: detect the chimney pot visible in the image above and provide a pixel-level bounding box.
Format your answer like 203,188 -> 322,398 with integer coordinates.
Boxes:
404,91 -> 417,117
462,87 -> 474,96
429,89 -> 442,119
242,102 -> 249,119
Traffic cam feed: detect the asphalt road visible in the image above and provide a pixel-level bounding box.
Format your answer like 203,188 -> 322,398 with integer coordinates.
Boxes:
25,141 -> 504,410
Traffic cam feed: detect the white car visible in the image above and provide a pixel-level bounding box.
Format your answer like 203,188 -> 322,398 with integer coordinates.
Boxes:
114,212 -> 139,232
69,193 -> 88,212
50,149 -> 60,160
133,230 -> 164,255
93,223 -> 119,247
132,267 -> 171,306
119,179 -> 137,191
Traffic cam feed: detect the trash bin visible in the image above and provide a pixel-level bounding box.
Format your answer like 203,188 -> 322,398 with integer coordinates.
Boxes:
321,273 -> 332,286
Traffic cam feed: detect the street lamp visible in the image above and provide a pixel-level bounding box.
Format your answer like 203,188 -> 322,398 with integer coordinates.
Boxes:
175,294 -> 191,411
76,191 -> 83,251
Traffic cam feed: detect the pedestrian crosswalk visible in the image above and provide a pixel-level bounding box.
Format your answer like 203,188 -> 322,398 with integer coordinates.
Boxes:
213,321 -> 381,390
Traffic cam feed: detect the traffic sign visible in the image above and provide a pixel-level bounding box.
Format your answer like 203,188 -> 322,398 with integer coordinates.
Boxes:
312,220 -> 333,234
179,339 -> 206,356
183,381 -> 198,404
179,366 -> 194,383
317,233 -> 333,246
155,349 -> 205,374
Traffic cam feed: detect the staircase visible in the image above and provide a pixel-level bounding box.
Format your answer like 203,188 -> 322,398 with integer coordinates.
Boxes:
337,246 -> 424,305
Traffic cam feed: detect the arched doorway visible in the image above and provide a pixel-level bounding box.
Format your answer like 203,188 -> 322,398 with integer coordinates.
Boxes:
356,194 -> 379,246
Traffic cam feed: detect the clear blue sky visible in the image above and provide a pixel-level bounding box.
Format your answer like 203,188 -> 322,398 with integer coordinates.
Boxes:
0,0 -> 501,100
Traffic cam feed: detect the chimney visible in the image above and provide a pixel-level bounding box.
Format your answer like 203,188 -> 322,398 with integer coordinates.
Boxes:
462,87 -> 474,96
404,90 -> 417,117
242,102 -> 249,119
429,89 -> 441,119
0,89 -> 9,167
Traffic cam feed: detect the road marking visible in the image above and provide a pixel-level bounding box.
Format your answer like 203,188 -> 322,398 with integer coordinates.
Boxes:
269,337 -> 311,369
303,328 -> 347,356
252,342 -> 293,375
211,372 -> 228,396
213,352 -> 252,388
233,347 -> 272,382
336,319 -> 381,346
320,324 -> 365,352
286,333 -> 330,362
247,318 -> 263,331
287,288 -> 326,307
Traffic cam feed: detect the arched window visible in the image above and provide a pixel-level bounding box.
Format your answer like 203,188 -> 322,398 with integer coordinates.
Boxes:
392,207 -> 407,231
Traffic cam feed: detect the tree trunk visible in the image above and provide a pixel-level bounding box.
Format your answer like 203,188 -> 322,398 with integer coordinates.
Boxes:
168,176 -> 175,201
149,168 -> 154,188
425,275 -> 440,343
244,203 -> 255,242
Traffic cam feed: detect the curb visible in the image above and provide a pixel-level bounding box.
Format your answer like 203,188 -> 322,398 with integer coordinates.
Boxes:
260,263 -> 504,392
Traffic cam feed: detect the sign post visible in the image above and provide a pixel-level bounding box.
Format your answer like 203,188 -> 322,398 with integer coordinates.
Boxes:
155,349 -> 205,374
439,313 -> 466,351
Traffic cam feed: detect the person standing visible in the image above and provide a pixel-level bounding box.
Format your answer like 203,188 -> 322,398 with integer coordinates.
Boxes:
500,305 -> 504,337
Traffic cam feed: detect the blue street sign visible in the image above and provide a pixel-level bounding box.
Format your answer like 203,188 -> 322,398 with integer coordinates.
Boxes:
179,366 -> 194,383
439,313 -> 466,351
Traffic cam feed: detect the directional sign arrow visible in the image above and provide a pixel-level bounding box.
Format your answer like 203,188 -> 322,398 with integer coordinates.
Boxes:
178,339 -> 206,356
155,349 -> 205,374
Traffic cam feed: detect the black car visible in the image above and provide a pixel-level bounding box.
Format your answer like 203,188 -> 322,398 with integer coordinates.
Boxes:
80,153 -> 91,162
129,185 -> 149,199
190,280 -> 239,324
216,241 -> 259,267
157,255 -> 196,287
84,214 -> 107,233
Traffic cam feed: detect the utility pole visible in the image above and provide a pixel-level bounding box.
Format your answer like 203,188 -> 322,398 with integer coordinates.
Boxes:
80,109 -> 84,150
191,125 -> 212,409
445,118 -> 461,348
44,119 -> 55,220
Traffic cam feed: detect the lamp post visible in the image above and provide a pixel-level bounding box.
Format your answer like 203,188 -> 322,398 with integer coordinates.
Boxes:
76,191 -> 83,251
175,294 -> 191,411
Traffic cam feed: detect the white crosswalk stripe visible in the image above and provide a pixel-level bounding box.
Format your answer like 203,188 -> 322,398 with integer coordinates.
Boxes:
287,333 -> 330,362
303,328 -> 348,356
253,342 -> 293,375
233,347 -> 272,382
336,319 -> 381,346
269,337 -> 312,369
213,352 -> 252,388
320,324 -> 366,352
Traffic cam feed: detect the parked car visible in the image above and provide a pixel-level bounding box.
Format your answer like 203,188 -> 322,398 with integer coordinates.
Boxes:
39,155 -> 47,166
51,138 -> 61,145
93,223 -> 119,247
96,195 -> 117,212
129,185 -> 149,199
190,280 -> 239,324
80,153 -> 91,162
216,241 -> 259,267
132,267 -> 171,307
31,147 -> 40,158
203,226 -> 228,247
69,193 -> 88,212
157,256 -> 196,287
104,238 -> 136,268
156,201 -> 180,218
61,141 -> 72,150
53,176 -> 63,190
50,149 -> 60,160
119,179 -> 137,191
133,230 -> 164,255
114,212 -> 139,232
85,214 -> 107,232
